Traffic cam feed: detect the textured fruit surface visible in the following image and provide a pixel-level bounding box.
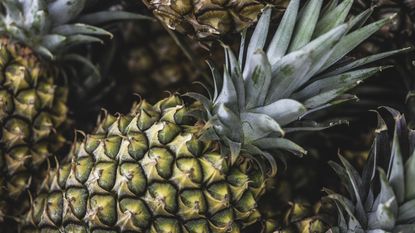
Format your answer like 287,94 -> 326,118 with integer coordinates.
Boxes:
271,200 -> 336,233
142,0 -> 289,38
19,0 -> 404,232
0,38 -> 67,201
22,96 -> 265,233
0,0 -> 149,230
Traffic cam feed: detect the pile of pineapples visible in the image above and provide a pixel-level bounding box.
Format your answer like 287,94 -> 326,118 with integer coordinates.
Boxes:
0,0 -> 415,232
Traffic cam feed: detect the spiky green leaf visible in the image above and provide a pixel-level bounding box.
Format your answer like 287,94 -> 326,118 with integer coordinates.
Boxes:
251,99 -> 306,126
240,112 -> 283,142
313,0 -> 352,37
321,15 -> 395,71
244,50 -> 272,109
266,0 -> 300,63
288,0 -> 323,51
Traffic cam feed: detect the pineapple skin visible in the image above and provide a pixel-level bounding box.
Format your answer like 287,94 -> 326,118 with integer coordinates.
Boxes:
22,96 -> 266,233
0,0 -> 146,230
0,38 -> 68,202
274,201 -> 336,233
254,198 -> 336,233
19,0 -> 401,231
141,0 -> 290,39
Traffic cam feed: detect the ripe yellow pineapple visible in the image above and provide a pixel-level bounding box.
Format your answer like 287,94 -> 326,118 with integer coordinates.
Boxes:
20,0 -> 402,232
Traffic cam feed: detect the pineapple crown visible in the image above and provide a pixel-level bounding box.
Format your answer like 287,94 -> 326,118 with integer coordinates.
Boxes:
328,108 -> 415,232
0,0 -> 148,59
188,0 -> 408,176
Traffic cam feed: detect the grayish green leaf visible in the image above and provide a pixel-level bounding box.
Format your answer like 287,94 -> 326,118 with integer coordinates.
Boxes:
397,199 -> 415,223
389,124 -> 405,204
243,7 -> 271,78
313,0 -> 352,37
266,0 -> 300,64
240,112 -> 283,142
251,99 -> 306,126
253,138 -> 306,156
295,67 -> 384,108
288,0 -> 323,51
321,48 -> 410,78
405,151 -> 415,201
321,16 -> 395,71
245,50 -> 272,109
78,11 -> 153,25
53,23 -> 112,37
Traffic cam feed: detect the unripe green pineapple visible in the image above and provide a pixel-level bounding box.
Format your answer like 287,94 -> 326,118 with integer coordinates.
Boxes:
141,0 -> 290,39
23,96 -> 265,233
0,0 -> 147,227
252,159 -> 339,233
0,39 -> 68,200
20,0 -> 402,232
274,200 -> 336,233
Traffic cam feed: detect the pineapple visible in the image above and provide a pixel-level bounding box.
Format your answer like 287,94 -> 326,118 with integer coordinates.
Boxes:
328,108 -> 415,232
261,108 -> 415,233
246,192 -> 336,233
0,37 -> 68,200
0,0 -> 146,226
140,0 -> 290,39
20,0 -> 401,232
273,200 -> 337,233
250,139 -> 343,233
